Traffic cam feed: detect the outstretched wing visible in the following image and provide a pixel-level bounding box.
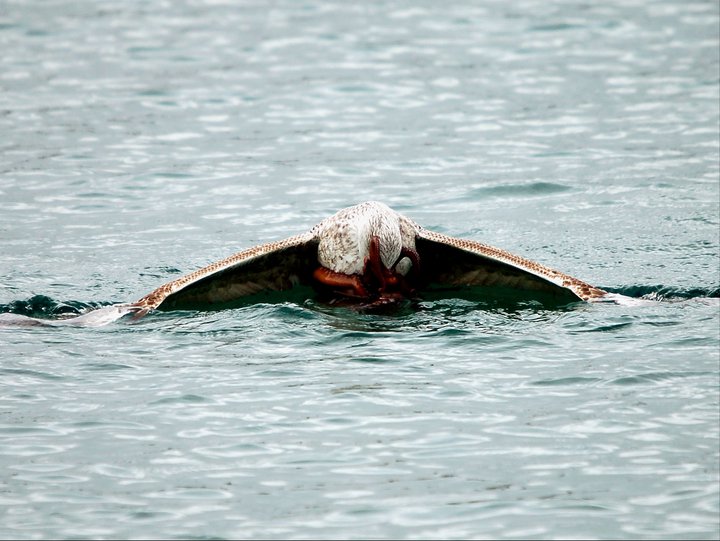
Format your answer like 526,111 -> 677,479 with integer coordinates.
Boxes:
415,228 -> 607,302
133,232 -> 319,312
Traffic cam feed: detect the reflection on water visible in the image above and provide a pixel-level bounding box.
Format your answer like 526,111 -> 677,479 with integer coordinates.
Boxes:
1,0 -> 718,539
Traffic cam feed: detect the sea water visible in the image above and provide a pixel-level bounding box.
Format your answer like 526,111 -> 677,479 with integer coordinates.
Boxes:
1,1 -> 718,539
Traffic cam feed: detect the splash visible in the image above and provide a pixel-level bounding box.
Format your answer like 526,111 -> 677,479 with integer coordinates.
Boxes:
1,284 -> 717,328
0,296 -> 140,328
603,285 -> 720,302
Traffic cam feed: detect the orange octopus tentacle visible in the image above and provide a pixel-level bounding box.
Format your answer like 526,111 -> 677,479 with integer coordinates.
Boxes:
400,247 -> 421,275
367,235 -> 398,290
313,267 -> 369,298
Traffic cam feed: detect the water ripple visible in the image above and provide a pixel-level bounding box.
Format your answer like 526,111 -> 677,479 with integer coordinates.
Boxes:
0,0 -> 718,539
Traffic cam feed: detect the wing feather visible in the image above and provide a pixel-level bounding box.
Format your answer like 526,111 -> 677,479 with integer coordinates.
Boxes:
415,228 -> 606,302
134,232 -> 318,311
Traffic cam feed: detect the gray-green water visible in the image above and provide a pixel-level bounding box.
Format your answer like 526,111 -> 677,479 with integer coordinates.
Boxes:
1,0 -> 719,539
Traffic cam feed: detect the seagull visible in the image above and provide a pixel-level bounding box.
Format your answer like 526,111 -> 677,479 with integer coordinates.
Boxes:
131,201 -> 607,315
0,201 -> 609,327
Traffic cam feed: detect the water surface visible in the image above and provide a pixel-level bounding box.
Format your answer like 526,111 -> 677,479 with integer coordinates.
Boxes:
1,0 -> 718,539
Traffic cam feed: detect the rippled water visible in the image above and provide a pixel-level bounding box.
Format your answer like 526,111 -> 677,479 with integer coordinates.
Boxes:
1,0 -> 719,539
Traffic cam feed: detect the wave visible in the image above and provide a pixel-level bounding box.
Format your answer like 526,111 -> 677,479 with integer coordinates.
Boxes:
0,296 -> 138,328
1,284 -> 717,328
603,285 -> 720,301
0,295 -> 110,319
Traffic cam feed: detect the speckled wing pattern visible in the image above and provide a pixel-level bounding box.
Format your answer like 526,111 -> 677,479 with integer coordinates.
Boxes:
415,228 -> 607,302
130,209 -> 606,313
133,232 -> 318,312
